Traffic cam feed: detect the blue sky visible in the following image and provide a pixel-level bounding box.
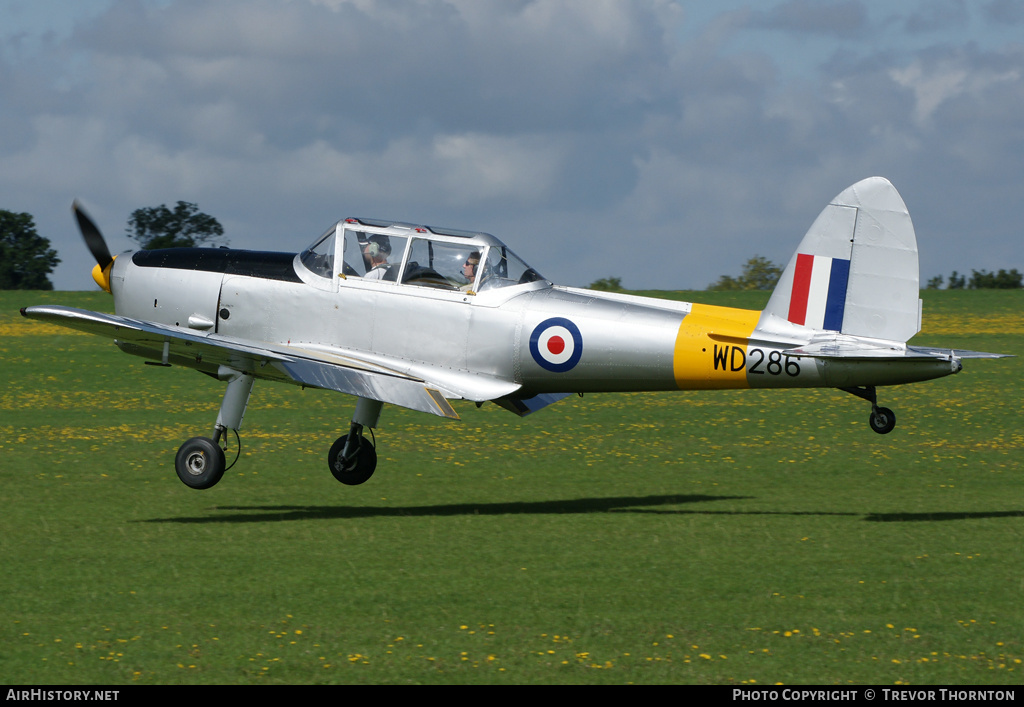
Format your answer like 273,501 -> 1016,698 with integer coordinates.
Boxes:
2,0 -> 1022,291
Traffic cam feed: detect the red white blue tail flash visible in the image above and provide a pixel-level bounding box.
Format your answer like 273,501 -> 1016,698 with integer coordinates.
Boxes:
787,253 -> 851,332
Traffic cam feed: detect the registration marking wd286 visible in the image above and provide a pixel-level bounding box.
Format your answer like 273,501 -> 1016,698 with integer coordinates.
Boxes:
713,345 -> 802,377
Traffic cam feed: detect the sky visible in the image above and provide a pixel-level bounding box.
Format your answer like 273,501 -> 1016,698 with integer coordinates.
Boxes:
2,0 -> 1022,291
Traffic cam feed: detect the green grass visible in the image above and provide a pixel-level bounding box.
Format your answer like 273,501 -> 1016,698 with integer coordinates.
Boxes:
1,289 -> 1021,684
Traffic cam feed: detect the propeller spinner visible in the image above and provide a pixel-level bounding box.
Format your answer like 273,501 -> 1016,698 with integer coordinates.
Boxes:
73,201 -> 116,293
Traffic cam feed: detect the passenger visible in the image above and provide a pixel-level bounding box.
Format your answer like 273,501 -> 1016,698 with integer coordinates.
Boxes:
460,251 -> 481,291
362,235 -> 393,280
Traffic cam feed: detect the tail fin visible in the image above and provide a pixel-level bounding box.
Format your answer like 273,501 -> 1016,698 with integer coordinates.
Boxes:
764,177 -> 921,343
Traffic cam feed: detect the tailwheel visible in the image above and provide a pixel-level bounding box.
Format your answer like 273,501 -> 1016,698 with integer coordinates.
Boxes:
841,386 -> 897,435
175,437 -> 226,489
869,406 -> 896,435
328,432 -> 378,486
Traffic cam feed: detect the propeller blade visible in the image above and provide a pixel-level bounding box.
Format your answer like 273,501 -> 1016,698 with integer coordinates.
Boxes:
72,200 -> 113,270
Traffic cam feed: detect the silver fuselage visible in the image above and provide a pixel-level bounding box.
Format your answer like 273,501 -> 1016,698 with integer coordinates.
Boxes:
107,243 -> 957,401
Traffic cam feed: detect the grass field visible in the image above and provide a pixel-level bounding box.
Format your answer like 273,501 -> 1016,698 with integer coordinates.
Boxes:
1,289 -> 1021,685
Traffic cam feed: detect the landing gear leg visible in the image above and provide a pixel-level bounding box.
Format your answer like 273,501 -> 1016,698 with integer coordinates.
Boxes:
841,385 -> 896,435
174,366 -> 254,489
328,398 -> 382,485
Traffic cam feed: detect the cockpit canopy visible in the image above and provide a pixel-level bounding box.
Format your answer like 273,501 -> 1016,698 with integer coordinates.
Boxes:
299,217 -> 545,293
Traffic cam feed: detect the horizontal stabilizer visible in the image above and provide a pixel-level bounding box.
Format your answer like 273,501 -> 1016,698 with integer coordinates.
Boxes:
785,341 -> 911,359
787,341 -> 1012,361
908,346 -> 1013,360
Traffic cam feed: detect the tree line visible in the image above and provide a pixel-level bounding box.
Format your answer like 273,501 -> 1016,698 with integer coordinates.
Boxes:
0,202 -> 224,290
3,206 -> 1020,292
588,257 -> 1023,292
926,269 -> 1023,290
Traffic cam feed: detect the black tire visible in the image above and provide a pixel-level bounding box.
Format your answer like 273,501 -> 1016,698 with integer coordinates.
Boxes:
328,435 -> 377,485
175,437 -> 226,489
869,407 -> 896,435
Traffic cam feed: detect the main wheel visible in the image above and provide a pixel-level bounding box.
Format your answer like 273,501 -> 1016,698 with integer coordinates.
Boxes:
869,407 -> 896,435
175,437 -> 226,489
328,435 -> 378,485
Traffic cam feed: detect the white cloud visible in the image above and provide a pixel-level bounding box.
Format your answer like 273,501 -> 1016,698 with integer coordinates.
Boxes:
432,133 -> 564,203
891,56 -> 1021,125
889,62 -> 969,124
2,0 -> 1023,290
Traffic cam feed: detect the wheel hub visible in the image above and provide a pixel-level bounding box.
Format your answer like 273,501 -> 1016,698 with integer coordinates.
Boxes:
184,451 -> 208,476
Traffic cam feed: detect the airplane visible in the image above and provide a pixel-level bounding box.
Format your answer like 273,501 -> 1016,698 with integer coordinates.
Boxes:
21,177 -> 1009,490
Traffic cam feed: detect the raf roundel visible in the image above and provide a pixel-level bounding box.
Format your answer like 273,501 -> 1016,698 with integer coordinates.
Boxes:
529,317 -> 583,373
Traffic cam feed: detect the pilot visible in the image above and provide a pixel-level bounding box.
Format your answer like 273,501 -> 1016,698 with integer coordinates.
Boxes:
362,235 -> 393,280
460,251 -> 481,291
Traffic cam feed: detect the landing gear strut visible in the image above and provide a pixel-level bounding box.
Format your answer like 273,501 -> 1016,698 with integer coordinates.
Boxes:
174,367 -> 254,489
841,385 -> 896,434
328,398 -> 382,485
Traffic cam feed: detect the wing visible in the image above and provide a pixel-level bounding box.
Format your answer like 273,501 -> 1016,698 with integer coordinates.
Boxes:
21,305 -> 522,420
